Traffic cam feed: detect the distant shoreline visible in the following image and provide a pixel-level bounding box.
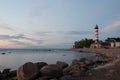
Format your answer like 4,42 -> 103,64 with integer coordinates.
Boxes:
69,48 -> 120,58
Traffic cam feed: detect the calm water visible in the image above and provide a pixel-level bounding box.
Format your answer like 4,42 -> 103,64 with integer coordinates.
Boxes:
0,49 -> 95,70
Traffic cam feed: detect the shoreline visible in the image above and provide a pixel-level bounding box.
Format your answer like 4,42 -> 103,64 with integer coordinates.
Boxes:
69,48 -> 120,58
69,48 -> 120,80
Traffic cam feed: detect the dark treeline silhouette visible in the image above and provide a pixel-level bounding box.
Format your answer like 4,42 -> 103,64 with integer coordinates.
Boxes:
74,38 -> 94,48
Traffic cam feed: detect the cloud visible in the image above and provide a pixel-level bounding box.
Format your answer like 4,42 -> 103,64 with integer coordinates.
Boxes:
0,34 -> 28,40
10,40 -> 43,48
67,31 -> 93,35
102,20 -> 120,32
0,34 -> 44,47
0,24 -> 14,31
0,20 -> 47,48
0,23 -> 15,32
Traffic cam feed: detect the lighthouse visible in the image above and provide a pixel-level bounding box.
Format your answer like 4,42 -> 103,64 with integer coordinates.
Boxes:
90,25 -> 102,48
94,24 -> 99,43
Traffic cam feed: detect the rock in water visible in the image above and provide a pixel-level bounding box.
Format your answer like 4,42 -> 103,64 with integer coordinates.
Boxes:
17,62 -> 39,80
8,70 -> 17,77
40,64 -> 63,78
56,61 -> 68,69
35,62 -> 48,70
1,53 -> 6,55
2,68 -> 10,74
59,75 -> 75,80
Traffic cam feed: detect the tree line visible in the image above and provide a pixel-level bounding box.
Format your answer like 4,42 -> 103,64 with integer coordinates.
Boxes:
74,37 -> 120,48
74,38 -> 94,48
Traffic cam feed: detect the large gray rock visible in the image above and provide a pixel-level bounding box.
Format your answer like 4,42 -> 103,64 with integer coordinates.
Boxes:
59,75 -> 76,80
17,62 -> 39,80
40,64 -> 63,78
70,59 -> 86,76
35,62 -> 48,70
80,58 -> 93,65
37,77 -> 58,80
63,66 -> 71,75
71,59 -> 86,68
70,65 -> 81,74
36,76 -> 51,80
71,59 -> 80,66
2,68 -> 10,74
56,61 -> 68,69
8,70 -> 17,77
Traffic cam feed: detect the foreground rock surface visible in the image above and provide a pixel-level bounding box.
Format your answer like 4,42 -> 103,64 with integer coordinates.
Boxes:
56,61 -> 68,69
17,62 -> 39,80
40,64 -> 63,78
80,59 -> 120,80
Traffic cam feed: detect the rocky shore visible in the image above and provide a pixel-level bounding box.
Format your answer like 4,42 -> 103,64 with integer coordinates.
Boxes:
0,50 -> 114,80
70,48 -> 120,58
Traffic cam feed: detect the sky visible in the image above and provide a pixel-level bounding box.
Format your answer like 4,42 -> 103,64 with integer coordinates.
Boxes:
0,0 -> 120,49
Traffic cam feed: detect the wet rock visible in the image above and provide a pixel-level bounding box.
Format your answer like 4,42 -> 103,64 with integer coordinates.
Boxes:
0,75 -> 3,80
80,58 -> 88,62
1,53 -> 6,55
71,59 -> 86,68
0,70 -> 16,80
80,58 -> 93,65
56,61 -> 68,69
8,70 -> 17,77
17,62 -> 39,80
50,78 -> 58,80
36,76 -> 51,80
2,68 -> 10,74
40,64 -> 63,78
35,62 -> 48,70
63,66 -> 71,75
0,71 -> 2,74
70,64 -> 82,75
11,77 -> 17,80
59,75 -> 75,80
71,59 -> 80,66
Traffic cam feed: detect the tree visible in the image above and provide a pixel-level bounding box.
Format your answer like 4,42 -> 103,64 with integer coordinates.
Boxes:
105,37 -> 120,43
74,38 -> 94,48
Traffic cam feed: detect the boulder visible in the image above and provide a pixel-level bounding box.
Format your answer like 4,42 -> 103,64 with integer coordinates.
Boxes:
40,64 -> 63,78
80,58 -> 93,65
70,65 -> 81,74
2,68 -> 10,74
63,66 -> 71,75
79,58 -> 87,62
59,75 -> 75,80
70,59 -> 86,76
35,62 -> 48,70
56,61 -> 68,69
17,62 -> 39,80
50,78 -> 58,80
71,59 -> 86,68
71,59 -> 80,66
1,53 -> 6,55
36,76 -> 51,80
0,71 -> 2,74
8,70 -> 17,77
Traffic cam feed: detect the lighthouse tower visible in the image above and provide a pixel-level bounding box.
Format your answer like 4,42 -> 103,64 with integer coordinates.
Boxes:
94,24 -> 99,43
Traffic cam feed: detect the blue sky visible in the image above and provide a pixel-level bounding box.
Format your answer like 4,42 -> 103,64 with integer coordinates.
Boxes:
0,0 -> 120,48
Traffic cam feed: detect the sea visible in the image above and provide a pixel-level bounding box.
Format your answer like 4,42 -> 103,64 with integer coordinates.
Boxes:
0,49 -> 95,70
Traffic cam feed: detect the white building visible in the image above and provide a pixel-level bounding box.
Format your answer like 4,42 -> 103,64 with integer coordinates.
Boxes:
110,42 -> 120,48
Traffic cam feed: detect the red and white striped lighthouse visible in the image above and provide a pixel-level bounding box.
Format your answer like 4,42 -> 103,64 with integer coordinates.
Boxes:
94,24 -> 99,43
